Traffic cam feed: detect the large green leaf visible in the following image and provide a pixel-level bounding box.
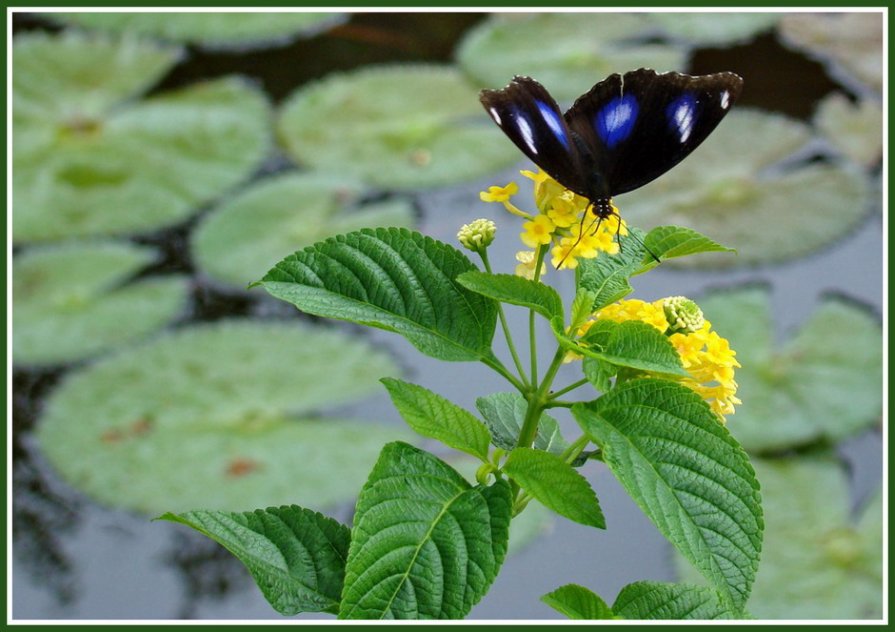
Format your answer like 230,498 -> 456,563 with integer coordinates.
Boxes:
36,320 -> 407,513
381,379 -> 491,461
541,584 -> 615,620
575,228 -> 646,310
700,286 -> 882,452
573,379 -> 762,610
456,13 -> 685,102
676,456 -> 882,619
159,506 -> 350,615
618,109 -> 873,267
278,65 -> 518,189
52,11 -> 344,48
258,228 -> 498,363
14,32 -> 271,242
457,271 -> 564,324
193,172 -> 414,289
13,241 -> 188,365
612,581 -> 740,620
638,225 -> 735,272
339,442 -> 512,619
475,392 -> 568,454
575,319 -> 688,377
503,448 -> 604,529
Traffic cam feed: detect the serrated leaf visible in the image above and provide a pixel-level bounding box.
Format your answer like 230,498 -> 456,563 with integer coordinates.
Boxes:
577,319 -> 688,377
457,271 -> 564,323
503,447 -> 604,528
612,581 -> 740,620
159,506 -> 350,615
340,442 -> 512,619
193,172 -> 414,289
582,357 -> 616,393
637,225 -> 735,272
475,392 -> 568,455
541,584 -> 615,619
259,228 -> 498,363
381,378 -> 491,461
575,228 -> 646,311
573,379 -> 762,610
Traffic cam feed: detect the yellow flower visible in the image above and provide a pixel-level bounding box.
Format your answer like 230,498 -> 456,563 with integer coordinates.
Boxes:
514,250 -> 546,279
521,168 -> 572,213
546,195 -> 582,228
479,182 -> 518,203
587,297 -> 741,421
521,214 -> 556,248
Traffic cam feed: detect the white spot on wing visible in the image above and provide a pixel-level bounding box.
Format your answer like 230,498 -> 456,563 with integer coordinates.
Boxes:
720,90 -> 730,109
517,115 -> 538,155
489,106 -> 502,125
672,101 -> 694,143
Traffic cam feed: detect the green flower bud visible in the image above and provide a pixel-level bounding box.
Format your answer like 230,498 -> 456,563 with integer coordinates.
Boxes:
457,218 -> 497,252
663,296 -> 705,334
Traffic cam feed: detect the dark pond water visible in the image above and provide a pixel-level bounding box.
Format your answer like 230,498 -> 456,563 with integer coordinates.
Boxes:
11,10 -> 883,620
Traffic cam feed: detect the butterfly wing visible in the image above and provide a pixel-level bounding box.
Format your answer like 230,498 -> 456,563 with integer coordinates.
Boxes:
479,76 -> 591,198
565,68 -> 744,196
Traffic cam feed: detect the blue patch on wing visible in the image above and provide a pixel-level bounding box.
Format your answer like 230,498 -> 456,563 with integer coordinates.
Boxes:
535,99 -> 570,149
666,93 -> 697,144
595,94 -> 639,148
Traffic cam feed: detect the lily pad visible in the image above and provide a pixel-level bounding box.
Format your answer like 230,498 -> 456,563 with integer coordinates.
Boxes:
13,31 -> 271,243
35,320 -> 407,513
647,12 -> 780,46
193,172 -> 415,289
456,13 -> 686,103
50,11 -> 345,49
779,13 -> 883,93
618,109 -> 873,267
13,241 -> 189,366
278,65 -> 520,190
698,286 -> 881,453
676,456 -> 882,619
815,93 -> 883,167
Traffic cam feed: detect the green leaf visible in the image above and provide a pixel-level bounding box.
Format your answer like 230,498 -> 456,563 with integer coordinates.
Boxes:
14,32 -> 271,242
475,392 -> 568,455
35,320 -> 408,513
52,11 -> 344,49
637,225 -> 735,272
278,65 -> 519,189
339,442 -> 512,619
159,506 -> 350,615
193,172 -> 414,289
541,584 -> 615,619
570,290 -> 597,330
612,581 -> 740,620
582,356 -> 616,393
576,319 -> 688,377
457,271 -> 563,323
502,447 -> 604,528
258,228 -> 498,363
572,379 -> 763,610
575,228 -> 646,311
457,14 -> 685,103
699,286 -> 882,452
675,456 -> 882,619
13,241 -> 188,365
381,378 -> 491,461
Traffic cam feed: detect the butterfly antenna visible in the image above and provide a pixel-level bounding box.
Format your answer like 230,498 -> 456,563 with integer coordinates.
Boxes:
556,203 -> 602,269
617,221 -> 661,264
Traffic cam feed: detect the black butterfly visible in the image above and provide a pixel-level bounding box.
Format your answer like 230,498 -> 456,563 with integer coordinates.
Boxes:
480,68 -> 743,229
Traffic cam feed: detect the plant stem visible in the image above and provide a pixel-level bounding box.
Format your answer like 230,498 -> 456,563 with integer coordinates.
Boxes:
560,435 -> 590,465
479,250 -> 529,389
528,244 -> 550,385
548,377 -> 589,400
516,346 -> 567,450
481,355 -> 525,392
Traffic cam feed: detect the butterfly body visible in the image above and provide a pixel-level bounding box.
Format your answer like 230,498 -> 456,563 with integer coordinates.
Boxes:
479,68 -> 744,215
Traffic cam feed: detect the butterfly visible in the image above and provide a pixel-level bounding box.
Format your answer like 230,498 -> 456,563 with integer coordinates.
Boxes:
480,68 -> 743,260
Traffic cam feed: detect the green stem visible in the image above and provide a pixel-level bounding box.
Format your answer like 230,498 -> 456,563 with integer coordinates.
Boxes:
548,377 -> 589,400
516,345 -> 567,450
479,250 -> 529,389
544,400 -> 574,409
560,435 -> 590,465
528,244 -> 550,385
481,355 -> 526,392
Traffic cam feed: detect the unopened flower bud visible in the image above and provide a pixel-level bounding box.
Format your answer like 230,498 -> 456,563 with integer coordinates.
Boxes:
663,296 -> 705,334
457,218 -> 496,252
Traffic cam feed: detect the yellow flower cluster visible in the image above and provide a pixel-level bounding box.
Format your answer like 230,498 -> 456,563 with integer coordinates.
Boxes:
479,169 -> 627,273
589,297 -> 741,422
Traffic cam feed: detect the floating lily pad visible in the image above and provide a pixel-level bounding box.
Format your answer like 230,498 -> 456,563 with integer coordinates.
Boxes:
456,13 -> 686,103
278,65 -> 520,190
647,12 -> 780,46
193,172 -> 415,289
779,13 -> 883,93
698,286 -> 881,453
815,93 -> 883,167
676,456 -> 882,619
36,320 -> 406,513
13,31 -> 271,243
13,241 -> 189,366
618,109 -> 873,267
50,11 -> 345,49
